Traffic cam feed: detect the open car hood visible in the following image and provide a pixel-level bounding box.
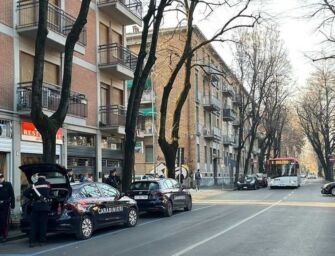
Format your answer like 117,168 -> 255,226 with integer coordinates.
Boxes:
20,163 -> 71,192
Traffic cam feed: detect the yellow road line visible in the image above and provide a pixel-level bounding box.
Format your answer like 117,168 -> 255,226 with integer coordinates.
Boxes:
193,199 -> 335,208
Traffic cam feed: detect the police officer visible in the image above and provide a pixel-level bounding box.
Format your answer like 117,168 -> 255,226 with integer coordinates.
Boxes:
23,174 -> 51,247
0,172 -> 15,242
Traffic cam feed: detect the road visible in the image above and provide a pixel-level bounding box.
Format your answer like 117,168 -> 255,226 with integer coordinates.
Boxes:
1,179 -> 335,256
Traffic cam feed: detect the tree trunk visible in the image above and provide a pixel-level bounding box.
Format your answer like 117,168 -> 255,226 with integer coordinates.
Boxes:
159,139 -> 178,178
122,129 -> 136,192
41,128 -> 57,163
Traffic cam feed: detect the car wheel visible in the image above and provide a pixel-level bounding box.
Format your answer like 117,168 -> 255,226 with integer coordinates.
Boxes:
164,200 -> 173,217
76,215 -> 93,240
126,208 -> 138,227
184,196 -> 192,211
331,188 -> 335,196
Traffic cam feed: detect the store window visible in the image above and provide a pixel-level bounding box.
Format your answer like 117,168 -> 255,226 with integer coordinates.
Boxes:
101,136 -> 122,150
68,133 -> 95,147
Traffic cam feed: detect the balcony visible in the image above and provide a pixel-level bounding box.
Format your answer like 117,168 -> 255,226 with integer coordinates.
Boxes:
203,95 -> 221,112
97,0 -> 142,26
203,127 -> 222,141
232,94 -> 241,105
222,135 -> 235,146
17,82 -> 88,119
222,85 -> 235,97
141,91 -> 154,103
16,1 -> 86,51
99,105 -> 126,134
222,108 -> 236,121
232,117 -> 240,127
98,43 -> 137,80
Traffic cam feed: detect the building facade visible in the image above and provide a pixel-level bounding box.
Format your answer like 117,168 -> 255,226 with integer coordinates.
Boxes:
0,0 -> 142,211
127,26 -> 259,186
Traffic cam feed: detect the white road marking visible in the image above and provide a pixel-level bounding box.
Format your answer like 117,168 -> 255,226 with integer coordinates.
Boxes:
28,205 -> 213,256
172,199 -> 284,256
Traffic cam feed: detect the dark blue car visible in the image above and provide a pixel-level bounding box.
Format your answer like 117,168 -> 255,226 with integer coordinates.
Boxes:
127,178 -> 192,217
20,164 -> 138,240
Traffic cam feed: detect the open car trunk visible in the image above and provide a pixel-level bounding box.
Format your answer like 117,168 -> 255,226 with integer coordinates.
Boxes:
20,163 -> 72,216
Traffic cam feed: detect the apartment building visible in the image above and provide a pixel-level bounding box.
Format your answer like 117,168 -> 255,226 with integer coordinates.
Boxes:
0,0 -> 142,208
127,26 -> 259,186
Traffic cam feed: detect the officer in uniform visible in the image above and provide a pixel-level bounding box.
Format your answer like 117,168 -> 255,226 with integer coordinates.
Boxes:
0,172 -> 15,242
23,174 -> 51,247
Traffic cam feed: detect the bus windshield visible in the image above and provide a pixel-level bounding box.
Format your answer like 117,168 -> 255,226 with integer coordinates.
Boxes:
268,159 -> 299,178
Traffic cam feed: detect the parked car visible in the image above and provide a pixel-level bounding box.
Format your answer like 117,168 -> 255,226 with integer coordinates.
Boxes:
20,163 -> 138,240
126,178 -> 192,217
300,173 -> 307,178
307,174 -> 317,179
237,175 -> 259,190
255,173 -> 268,188
321,182 -> 335,196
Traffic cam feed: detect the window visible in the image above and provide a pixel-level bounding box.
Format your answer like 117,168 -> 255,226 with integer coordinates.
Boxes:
145,145 -> 153,163
204,146 -> 207,164
97,183 -> 118,197
82,184 -> 102,198
195,71 -> 199,100
68,133 -> 95,147
170,179 -> 180,189
210,148 -> 213,164
130,181 -> 159,191
196,106 -> 199,124
197,144 -> 200,163
163,179 -> 173,189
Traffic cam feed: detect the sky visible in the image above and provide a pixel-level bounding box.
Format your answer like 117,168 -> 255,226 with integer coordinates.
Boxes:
190,0 -> 323,92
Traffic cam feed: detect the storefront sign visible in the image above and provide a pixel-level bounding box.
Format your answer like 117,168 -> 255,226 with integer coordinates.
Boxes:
21,122 -> 63,144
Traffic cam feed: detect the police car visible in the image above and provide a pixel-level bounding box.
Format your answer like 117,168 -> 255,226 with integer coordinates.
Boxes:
127,178 -> 192,217
20,164 -> 138,240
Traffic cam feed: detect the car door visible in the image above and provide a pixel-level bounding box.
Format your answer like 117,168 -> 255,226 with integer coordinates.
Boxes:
170,179 -> 185,207
81,183 -> 106,225
164,179 -> 179,208
97,183 -> 124,223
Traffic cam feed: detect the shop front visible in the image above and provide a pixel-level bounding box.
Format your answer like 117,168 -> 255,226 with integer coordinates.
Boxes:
101,136 -> 124,180
0,119 -> 12,181
21,121 -> 63,191
67,131 -> 96,181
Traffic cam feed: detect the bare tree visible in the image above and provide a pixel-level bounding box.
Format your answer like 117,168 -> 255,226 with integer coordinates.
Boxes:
31,0 -> 91,163
232,25 -> 291,182
306,0 -> 335,61
123,0 -> 173,191
159,0 -> 260,178
297,62 -> 335,181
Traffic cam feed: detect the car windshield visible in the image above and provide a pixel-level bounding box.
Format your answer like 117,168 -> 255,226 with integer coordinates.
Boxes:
31,172 -> 66,185
130,182 -> 159,191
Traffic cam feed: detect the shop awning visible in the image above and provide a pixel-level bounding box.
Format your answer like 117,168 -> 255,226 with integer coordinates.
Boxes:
140,107 -> 156,117
127,79 -> 152,89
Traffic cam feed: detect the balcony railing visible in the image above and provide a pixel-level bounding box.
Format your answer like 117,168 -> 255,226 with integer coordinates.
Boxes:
17,82 -> 88,118
222,85 -> 235,97
17,1 -> 86,46
141,91 -> 154,102
98,43 -> 137,71
232,94 -> 241,105
203,127 -> 221,140
222,135 -> 235,145
222,108 -> 237,121
203,95 -> 221,111
99,105 -> 126,128
98,0 -> 142,19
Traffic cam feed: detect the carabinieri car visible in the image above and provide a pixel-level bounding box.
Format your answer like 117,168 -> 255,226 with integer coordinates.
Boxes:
126,178 -> 192,217
20,163 -> 138,240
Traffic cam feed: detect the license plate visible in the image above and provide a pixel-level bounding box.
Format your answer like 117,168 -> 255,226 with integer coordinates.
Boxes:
134,195 -> 148,200
243,186 -> 248,189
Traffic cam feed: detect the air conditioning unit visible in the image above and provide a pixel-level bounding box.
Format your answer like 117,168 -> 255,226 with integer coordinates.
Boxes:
0,124 -> 7,138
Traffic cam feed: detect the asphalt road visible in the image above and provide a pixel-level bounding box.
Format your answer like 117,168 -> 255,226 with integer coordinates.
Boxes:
1,179 -> 335,256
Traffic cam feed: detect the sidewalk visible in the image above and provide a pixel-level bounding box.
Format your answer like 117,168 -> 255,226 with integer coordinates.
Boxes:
6,222 -> 26,242
189,187 -> 232,201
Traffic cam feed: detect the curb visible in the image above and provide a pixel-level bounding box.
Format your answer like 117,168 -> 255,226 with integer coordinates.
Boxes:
6,233 -> 27,242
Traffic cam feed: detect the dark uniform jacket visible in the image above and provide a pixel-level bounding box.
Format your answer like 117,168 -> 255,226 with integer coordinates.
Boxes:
24,178 -> 51,212
106,175 -> 121,189
0,181 -> 15,209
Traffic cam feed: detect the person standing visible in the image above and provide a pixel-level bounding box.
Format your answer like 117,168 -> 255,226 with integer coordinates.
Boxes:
195,169 -> 202,191
0,172 -> 15,242
105,169 -> 121,189
23,175 -> 51,247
